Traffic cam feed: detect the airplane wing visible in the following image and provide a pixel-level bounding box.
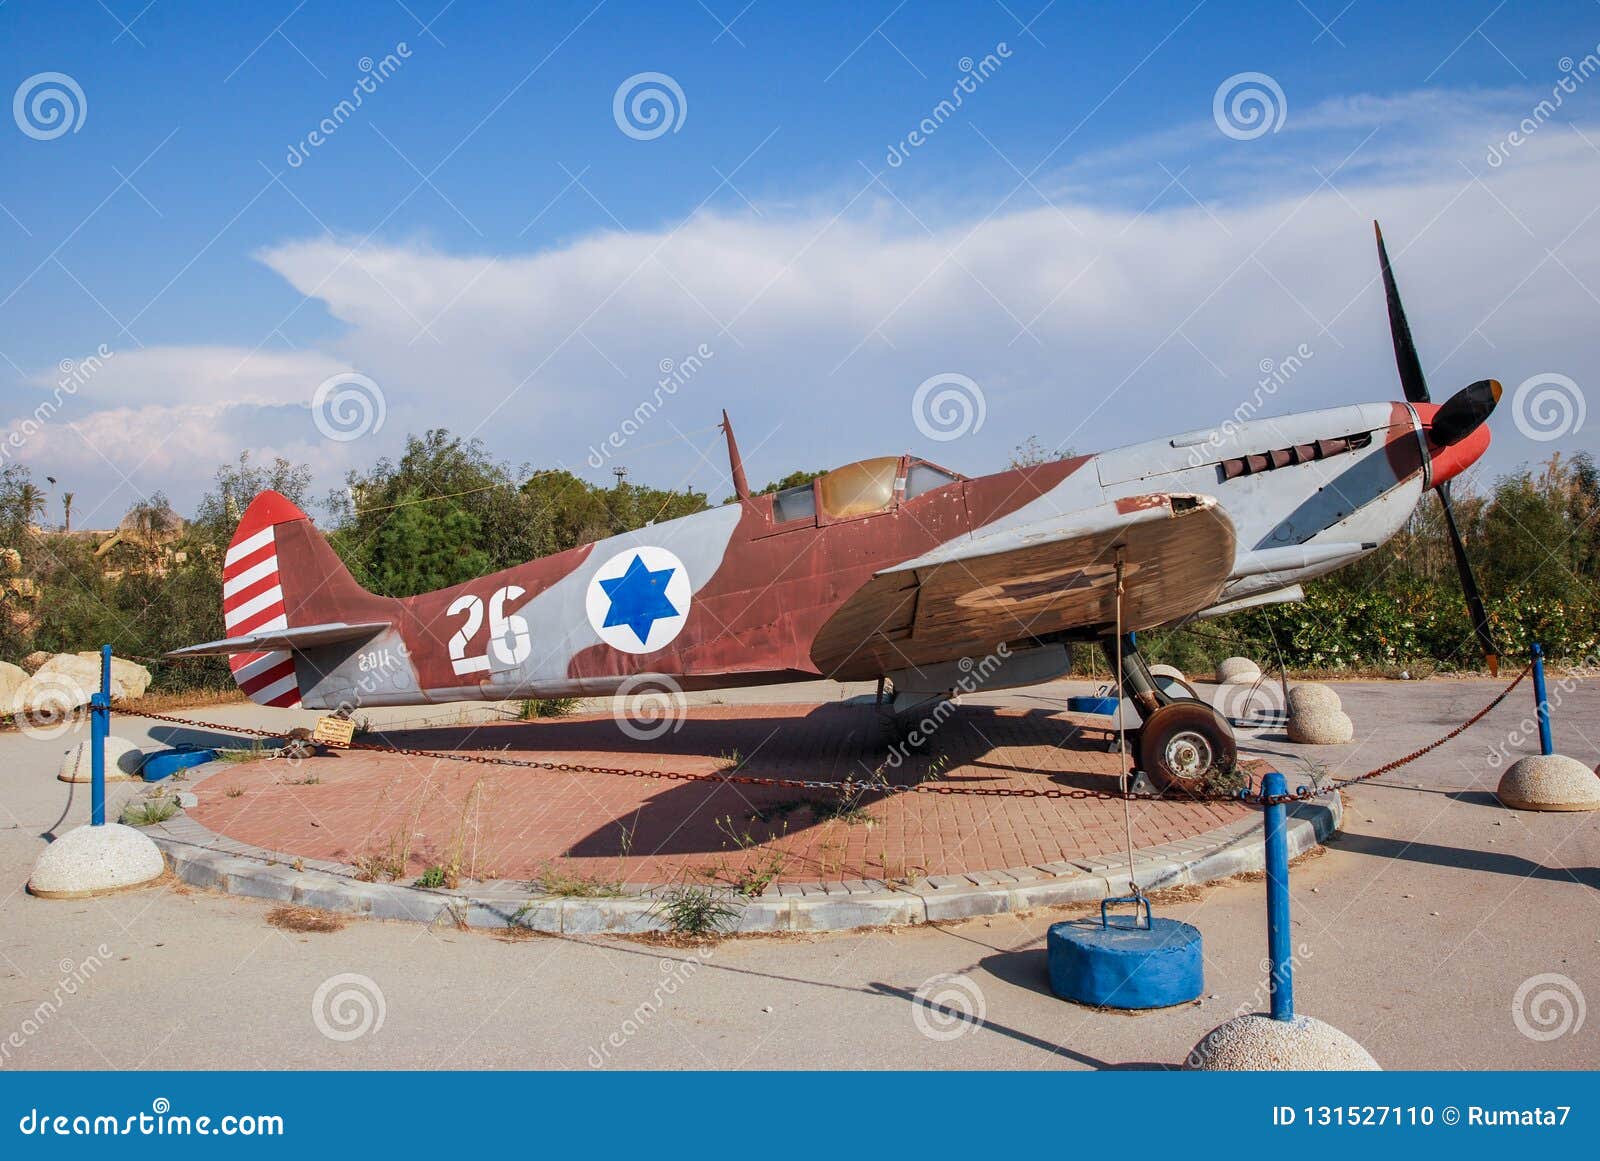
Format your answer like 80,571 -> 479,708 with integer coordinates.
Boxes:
810,493 -> 1235,678
164,621 -> 392,658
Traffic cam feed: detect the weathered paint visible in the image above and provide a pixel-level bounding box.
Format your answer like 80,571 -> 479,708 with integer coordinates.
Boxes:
186,394 -> 1491,710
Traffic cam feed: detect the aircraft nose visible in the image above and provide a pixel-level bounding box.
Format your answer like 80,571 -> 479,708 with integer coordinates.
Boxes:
1413,401 -> 1492,489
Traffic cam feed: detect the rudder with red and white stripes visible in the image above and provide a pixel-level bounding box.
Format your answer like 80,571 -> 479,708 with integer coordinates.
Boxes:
222,496 -> 303,707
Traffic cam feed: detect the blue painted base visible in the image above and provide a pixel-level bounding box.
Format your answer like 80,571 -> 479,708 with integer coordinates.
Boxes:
1048,915 -> 1204,1009
1066,695 -> 1121,716
141,747 -> 219,782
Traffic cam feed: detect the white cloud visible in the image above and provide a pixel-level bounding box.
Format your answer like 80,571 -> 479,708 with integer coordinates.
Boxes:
9,88 -> 1600,515
1,345 -> 355,522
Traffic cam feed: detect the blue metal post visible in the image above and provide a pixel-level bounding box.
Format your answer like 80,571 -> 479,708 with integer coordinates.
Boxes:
90,644 -> 111,826
1262,769 -> 1294,1021
1531,643 -> 1553,757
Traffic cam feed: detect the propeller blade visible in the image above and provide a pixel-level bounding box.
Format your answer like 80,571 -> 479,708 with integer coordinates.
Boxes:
1437,482 -> 1499,677
1375,221 -> 1431,404
1431,379 -> 1503,446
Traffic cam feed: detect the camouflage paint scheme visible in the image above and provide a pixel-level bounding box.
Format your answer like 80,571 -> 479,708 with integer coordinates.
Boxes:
182,398 -> 1487,712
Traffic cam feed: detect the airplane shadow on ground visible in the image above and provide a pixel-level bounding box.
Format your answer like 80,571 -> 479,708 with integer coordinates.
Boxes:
345,702 -> 1127,860
1328,831 -> 1600,889
863,981 -> 1171,1069
145,726 -> 286,750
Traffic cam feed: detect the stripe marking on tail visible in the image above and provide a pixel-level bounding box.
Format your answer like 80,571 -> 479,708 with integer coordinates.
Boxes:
222,525 -> 301,708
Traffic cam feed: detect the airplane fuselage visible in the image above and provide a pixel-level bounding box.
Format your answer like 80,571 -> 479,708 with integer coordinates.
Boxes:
278,398 -> 1456,712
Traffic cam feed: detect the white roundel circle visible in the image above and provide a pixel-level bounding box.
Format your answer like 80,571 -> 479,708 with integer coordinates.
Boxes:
585,545 -> 692,654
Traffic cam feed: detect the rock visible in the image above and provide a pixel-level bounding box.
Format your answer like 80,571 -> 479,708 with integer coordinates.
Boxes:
32,655 -> 147,700
58,737 -> 145,783
21,650 -> 51,673
10,669 -> 93,720
1186,1013 -> 1379,1070
27,823 -> 166,899
41,652 -> 149,700
1287,707 -> 1354,744
74,653 -> 153,699
1287,683 -> 1341,715
1148,663 -> 1198,699
1215,656 -> 1262,685
1496,754 -> 1600,812
0,660 -> 26,706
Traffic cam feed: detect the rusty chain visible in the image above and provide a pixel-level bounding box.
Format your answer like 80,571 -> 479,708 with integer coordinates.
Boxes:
121,665 -> 1531,808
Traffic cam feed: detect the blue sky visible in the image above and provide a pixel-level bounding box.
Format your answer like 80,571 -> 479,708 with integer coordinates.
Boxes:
3,0 -> 1599,527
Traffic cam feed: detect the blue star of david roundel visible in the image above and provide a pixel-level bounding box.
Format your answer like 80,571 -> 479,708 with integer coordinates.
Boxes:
585,546 -> 692,654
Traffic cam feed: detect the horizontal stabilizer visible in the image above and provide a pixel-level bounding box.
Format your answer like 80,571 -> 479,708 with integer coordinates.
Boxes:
164,621 -> 390,659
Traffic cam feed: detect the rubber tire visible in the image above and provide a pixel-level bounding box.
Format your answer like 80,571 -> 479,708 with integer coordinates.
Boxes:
1137,699 -> 1237,796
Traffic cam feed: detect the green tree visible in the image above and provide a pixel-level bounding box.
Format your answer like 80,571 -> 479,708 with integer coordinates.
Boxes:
192,452 -> 313,551
329,430 -> 537,584
365,496 -> 493,597
759,469 -> 825,494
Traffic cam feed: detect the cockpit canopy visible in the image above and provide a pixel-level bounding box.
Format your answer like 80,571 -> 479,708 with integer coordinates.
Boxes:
769,456 -> 963,524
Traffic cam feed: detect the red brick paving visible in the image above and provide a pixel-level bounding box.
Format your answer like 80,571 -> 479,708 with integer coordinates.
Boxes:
190,703 -> 1250,887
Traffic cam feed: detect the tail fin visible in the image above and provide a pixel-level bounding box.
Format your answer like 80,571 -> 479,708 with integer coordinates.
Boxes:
221,491 -> 383,707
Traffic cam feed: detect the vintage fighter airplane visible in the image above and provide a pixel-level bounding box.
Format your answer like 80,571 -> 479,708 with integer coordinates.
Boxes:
171,223 -> 1502,791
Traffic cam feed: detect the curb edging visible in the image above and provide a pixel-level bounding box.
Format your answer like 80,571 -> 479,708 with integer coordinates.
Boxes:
143,763 -> 1341,935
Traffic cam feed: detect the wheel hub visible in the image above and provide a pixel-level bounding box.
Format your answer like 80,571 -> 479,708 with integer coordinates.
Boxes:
1164,730 -> 1214,777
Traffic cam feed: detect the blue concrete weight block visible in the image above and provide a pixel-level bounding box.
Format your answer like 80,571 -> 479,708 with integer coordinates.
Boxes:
1048,898 -> 1203,1009
1066,695 -> 1121,717
141,747 -> 218,782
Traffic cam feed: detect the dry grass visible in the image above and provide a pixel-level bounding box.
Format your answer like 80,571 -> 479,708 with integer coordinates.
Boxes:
265,905 -> 346,933
1145,883 -> 1205,904
2,687 -> 251,734
117,687 -> 248,715
493,924 -> 552,942
351,847 -> 406,883
531,861 -> 626,897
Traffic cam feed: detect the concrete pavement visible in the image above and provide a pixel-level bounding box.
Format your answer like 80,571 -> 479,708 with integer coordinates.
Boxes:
2,676 -> 1596,1069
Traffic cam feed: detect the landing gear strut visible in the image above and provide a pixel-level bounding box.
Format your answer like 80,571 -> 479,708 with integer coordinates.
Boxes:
1100,634 -> 1236,795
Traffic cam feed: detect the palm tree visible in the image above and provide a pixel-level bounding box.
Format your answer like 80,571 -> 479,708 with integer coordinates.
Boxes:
15,483 -> 46,529
62,491 -> 73,533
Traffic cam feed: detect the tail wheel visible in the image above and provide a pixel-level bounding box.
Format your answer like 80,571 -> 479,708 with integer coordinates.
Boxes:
1137,699 -> 1237,796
